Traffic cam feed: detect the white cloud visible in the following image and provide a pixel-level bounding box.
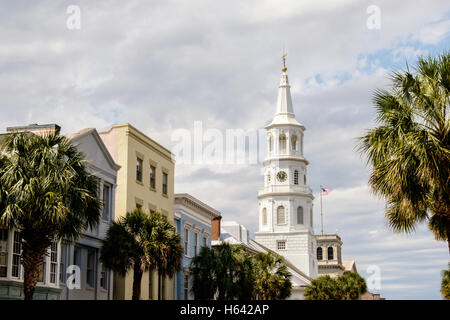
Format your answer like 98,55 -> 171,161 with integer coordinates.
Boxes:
0,0 -> 449,299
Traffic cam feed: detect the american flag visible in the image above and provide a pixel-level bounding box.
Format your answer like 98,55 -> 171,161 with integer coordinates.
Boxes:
321,187 -> 331,195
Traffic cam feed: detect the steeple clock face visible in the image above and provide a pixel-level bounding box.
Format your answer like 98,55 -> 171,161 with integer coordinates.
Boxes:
276,170 -> 287,182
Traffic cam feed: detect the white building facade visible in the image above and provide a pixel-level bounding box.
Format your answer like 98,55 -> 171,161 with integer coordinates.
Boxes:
0,125 -> 119,300
255,64 -> 318,281
61,128 -> 120,300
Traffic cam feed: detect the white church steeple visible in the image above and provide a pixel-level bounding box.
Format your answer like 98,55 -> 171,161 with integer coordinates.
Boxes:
268,55 -> 304,129
255,56 -> 318,279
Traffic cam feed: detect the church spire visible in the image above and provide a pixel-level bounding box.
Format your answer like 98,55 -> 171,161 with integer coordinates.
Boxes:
267,54 -> 304,129
276,54 -> 294,116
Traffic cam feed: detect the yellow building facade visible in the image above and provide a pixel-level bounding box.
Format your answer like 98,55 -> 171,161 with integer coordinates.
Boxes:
99,123 -> 175,300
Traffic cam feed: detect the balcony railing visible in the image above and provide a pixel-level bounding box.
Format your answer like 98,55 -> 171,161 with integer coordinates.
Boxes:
258,185 -> 313,196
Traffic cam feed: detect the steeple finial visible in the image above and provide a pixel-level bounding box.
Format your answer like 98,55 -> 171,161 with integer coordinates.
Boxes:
282,53 -> 287,72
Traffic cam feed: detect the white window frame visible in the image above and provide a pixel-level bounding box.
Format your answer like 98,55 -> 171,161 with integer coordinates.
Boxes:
277,240 -> 286,250
0,229 -> 8,278
11,231 -> 21,278
193,232 -> 198,256
102,183 -> 112,221
277,206 -> 286,225
184,228 -> 189,256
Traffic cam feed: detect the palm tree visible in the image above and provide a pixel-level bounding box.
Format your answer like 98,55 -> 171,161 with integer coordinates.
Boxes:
190,246 -> 217,300
0,132 -> 101,300
190,243 -> 255,300
359,52 -> 450,253
148,212 -> 183,300
100,209 -> 182,300
304,275 -> 339,300
336,272 -> 367,300
253,252 -> 292,300
304,273 -> 367,300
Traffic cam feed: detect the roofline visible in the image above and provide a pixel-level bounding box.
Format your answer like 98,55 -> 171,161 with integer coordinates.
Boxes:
68,128 -> 121,171
249,239 -> 313,282
98,123 -> 174,161
175,193 -> 222,219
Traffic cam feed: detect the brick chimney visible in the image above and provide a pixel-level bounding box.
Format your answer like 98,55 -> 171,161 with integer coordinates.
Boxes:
211,216 -> 222,241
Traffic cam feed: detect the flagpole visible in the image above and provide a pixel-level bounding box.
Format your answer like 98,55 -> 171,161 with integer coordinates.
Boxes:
320,185 -> 324,235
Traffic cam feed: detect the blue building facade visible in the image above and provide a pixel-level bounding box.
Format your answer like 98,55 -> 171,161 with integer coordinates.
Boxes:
173,194 -> 221,300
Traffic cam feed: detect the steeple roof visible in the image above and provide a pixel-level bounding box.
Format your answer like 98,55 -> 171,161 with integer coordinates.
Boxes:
266,65 -> 304,129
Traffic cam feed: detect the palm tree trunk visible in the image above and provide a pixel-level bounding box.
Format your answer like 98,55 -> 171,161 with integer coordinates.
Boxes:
132,262 -> 143,300
21,240 -> 48,300
23,261 -> 41,300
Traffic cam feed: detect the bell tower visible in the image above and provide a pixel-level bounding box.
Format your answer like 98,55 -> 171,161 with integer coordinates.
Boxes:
255,56 -> 318,278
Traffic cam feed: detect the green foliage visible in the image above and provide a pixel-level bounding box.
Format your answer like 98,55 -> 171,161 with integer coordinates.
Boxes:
304,273 -> 367,300
358,52 -> 450,248
441,266 -> 450,300
190,244 -> 292,300
253,252 -> 292,300
0,132 -> 102,299
100,209 -> 183,299
0,132 -> 101,240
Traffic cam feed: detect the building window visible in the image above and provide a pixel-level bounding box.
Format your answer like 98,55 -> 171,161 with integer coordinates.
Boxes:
291,134 -> 297,151
328,247 -> 334,260
136,203 -> 143,210
162,172 -> 168,195
277,206 -> 285,225
262,208 -> 267,226
297,206 -> 304,224
87,249 -> 95,287
184,273 -> 189,300
12,231 -> 21,278
294,170 -> 299,185
136,158 -> 143,182
317,247 -> 323,260
102,184 -> 111,220
184,229 -> 189,255
50,242 -> 58,284
0,229 -> 8,277
150,165 -> 156,189
279,134 -> 286,154
268,134 -> 273,153
194,233 -> 198,256
203,236 -> 207,248
267,172 -> 271,185
100,264 -> 108,290
277,241 -> 286,250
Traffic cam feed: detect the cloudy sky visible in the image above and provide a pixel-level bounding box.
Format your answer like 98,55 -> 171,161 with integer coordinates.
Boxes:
1,0 -> 449,299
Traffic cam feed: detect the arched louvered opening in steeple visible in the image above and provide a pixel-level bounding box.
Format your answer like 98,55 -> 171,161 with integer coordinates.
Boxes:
291,134 -> 297,152
262,208 -> 267,226
268,134 -> 273,154
279,134 -> 287,154
277,206 -> 285,224
297,206 -> 304,224
328,246 -> 334,260
317,247 -> 323,260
